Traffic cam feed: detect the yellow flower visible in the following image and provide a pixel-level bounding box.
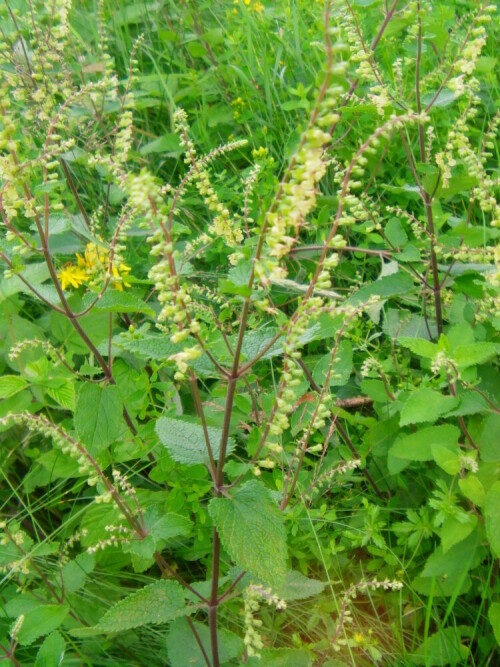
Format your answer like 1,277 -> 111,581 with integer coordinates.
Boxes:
58,264 -> 87,290
253,1 -> 264,12
112,264 -> 131,291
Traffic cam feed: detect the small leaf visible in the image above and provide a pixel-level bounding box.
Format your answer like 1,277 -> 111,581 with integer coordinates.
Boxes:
0,375 -> 29,399
209,480 -> 287,586
75,384 -> 123,454
17,605 -> 69,646
400,388 -> 458,426
488,603 -> 500,648
34,631 -> 65,667
155,417 -> 234,467
485,481 -> 500,558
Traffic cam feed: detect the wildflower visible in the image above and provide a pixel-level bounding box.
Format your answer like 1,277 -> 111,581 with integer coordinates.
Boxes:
58,264 -> 87,289
253,1 -> 264,12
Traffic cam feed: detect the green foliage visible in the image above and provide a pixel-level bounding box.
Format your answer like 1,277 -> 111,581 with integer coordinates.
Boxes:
0,0 -> 498,664
209,480 -> 287,586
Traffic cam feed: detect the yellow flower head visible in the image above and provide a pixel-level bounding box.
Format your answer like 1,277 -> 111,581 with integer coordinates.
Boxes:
58,264 -> 87,290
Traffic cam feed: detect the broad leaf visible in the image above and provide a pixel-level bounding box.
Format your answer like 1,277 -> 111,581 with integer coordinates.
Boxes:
389,425 -> 460,462
412,628 -> 468,665
71,580 -> 188,635
17,605 -> 69,646
75,384 -> 123,454
485,481 -> 500,558
399,388 -> 458,426
209,480 -> 287,586
0,375 -> 29,399
156,417 -> 234,467
34,631 -> 65,667
489,603 -> 500,648
82,290 -> 155,317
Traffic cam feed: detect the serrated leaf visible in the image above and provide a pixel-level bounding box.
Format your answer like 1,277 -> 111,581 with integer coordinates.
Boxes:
75,384 -> 123,454
348,271 -> 415,306
398,337 -> 438,358
144,507 -> 192,543
71,580 -> 188,636
400,388 -> 458,426
209,480 -> 287,586
440,515 -> 477,553
488,603 -> 500,647
485,481 -> 500,558
34,631 -> 65,667
277,570 -> 326,601
452,342 -> 497,369
389,425 -> 460,462
431,443 -> 461,475
17,605 -> 69,646
166,617 -> 243,667
0,375 -> 29,399
155,417 -> 234,467
47,382 -> 75,410
458,475 -> 485,507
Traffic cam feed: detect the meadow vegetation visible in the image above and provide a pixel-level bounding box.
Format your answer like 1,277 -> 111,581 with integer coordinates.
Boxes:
0,0 -> 499,665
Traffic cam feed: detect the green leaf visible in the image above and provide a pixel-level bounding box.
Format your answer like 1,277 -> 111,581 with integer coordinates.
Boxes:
485,481 -> 500,558
166,617 -> 243,667
71,580 -> 188,636
452,343 -> 497,369
389,425 -> 460,462
277,570 -> 326,601
488,603 -> 500,648
47,381 -> 75,410
83,290 -> 155,317
248,648 -> 312,666
399,388 -> 458,426
398,337 -> 438,358
34,631 -> 65,667
312,341 -> 352,388
17,605 -> 69,646
458,475 -> 485,507
209,480 -> 287,586
348,271 -> 415,306
0,375 -> 29,399
440,515 -> 477,553
155,417 -> 234,467
412,628 -> 468,665
431,443 -> 461,475
476,414 -> 500,461
139,133 -> 182,157
75,384 -> 123,455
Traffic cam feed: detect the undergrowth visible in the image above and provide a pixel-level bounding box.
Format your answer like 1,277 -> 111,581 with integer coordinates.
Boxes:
0,0 -> 499,665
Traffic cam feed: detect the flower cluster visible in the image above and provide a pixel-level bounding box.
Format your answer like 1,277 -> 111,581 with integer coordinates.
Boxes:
243,584 -> 287,657
57,240 -> 131,291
